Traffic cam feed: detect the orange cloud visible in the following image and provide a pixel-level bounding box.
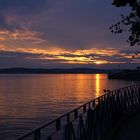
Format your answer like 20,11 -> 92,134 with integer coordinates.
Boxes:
0,36 -> 6,41
0,43 -> 138,65
72,48 -> 119,56
0,28 -> 45,44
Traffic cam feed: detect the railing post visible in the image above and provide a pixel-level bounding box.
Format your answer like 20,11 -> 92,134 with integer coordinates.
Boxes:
56,118 -> 61,131
138,86 -> 140,104
83,104 -> 87,113
86,109 -> 94,140
34,130 -> 41,140
74,109 -> 78,119
77,115 -> 85,140
47,136 -> 52,140
63,122 -> 76,140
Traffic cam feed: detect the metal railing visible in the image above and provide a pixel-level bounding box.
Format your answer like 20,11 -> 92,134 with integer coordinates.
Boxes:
17,84 -> 140,140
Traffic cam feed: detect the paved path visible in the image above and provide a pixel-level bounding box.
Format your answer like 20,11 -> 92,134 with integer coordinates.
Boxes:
114,112 -> 140,140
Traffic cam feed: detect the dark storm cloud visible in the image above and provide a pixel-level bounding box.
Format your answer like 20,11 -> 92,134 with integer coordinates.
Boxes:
0,51 -> 70,60
0,51 -> 43,58
0,50 -> 68,68
120,50 -> 140,55
86,53 -> 131,62
96,54 -> 131,62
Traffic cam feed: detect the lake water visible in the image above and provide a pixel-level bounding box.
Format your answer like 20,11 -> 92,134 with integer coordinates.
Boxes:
0,74 -> 137,140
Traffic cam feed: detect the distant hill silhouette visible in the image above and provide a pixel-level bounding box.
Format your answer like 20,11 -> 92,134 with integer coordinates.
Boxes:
0,68 -> 109,74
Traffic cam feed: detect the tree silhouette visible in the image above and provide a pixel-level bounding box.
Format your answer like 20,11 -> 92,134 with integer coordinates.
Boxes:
110,0 -> 140,46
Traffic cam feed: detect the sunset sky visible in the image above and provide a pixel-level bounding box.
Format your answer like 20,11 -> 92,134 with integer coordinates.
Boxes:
0,0 -> 140,69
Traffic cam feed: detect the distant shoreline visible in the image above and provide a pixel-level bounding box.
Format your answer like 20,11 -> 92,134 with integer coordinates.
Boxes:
0,68 -> 109,74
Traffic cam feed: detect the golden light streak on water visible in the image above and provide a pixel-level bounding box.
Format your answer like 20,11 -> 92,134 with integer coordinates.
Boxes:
95,74 -> 100,96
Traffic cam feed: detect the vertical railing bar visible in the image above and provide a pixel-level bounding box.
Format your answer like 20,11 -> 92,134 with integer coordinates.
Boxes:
67,114 -> 70,124
74,109 -> 78,119
88,102 -> 91,109
56,118 -> 61,131
83,104 -> 86,113
47,136 -> 52,140
34,130 -> 41,140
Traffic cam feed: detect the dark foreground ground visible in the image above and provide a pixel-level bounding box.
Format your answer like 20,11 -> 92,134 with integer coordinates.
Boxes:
114,112 -> 140,140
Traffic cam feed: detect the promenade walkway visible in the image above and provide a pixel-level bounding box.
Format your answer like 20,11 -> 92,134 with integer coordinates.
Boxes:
114,112 -> 140,140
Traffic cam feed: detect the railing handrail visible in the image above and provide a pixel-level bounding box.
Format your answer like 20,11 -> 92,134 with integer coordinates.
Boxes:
17,84 -> 140,140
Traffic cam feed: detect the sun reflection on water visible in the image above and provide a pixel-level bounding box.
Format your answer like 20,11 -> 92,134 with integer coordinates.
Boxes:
95,74 -> 100,97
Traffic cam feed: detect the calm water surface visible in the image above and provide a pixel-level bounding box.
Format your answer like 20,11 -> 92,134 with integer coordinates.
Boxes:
0,74 -> 137,139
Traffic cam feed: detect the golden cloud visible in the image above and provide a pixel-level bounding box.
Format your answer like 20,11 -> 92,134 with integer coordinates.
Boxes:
0,29 -> 45,44
0,41 -> 138,65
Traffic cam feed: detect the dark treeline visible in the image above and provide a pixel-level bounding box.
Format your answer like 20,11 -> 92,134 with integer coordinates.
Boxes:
0,68 -> 109,74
